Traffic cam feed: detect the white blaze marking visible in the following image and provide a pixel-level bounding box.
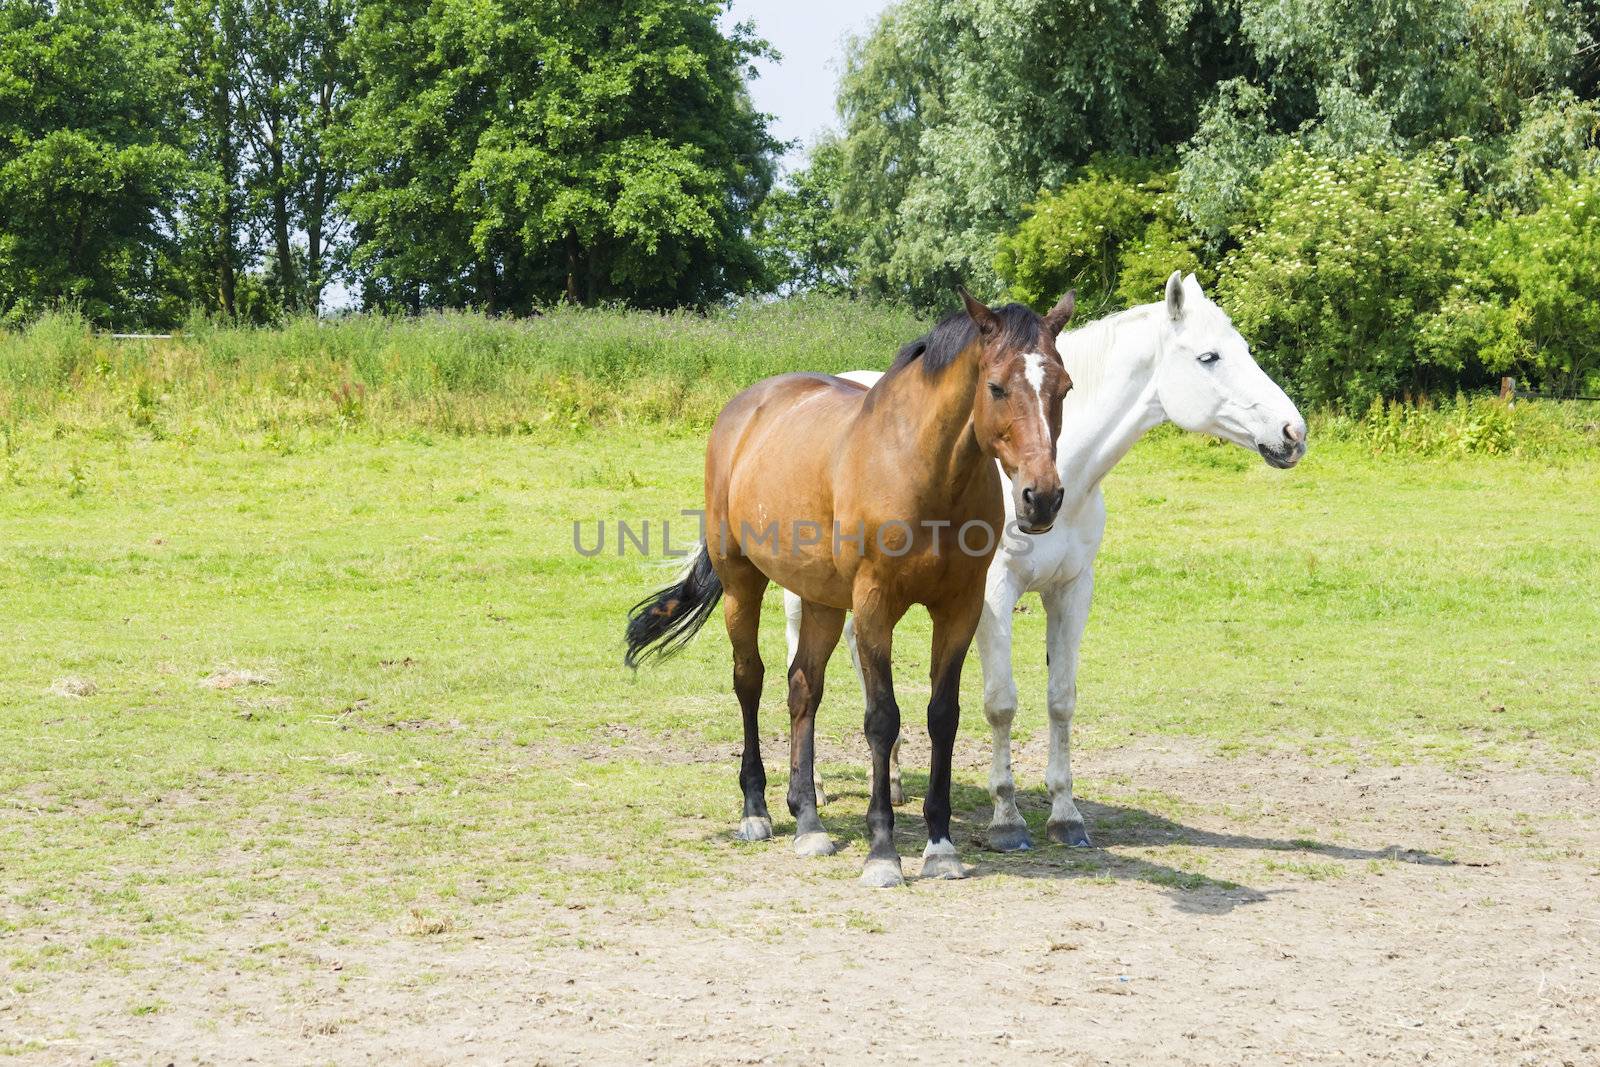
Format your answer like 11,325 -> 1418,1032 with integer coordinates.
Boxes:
1023,352 -> 1049,433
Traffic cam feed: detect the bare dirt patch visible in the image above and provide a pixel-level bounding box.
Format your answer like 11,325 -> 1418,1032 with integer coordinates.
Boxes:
199,668 -> 276,690
5,742 -> 1597,1065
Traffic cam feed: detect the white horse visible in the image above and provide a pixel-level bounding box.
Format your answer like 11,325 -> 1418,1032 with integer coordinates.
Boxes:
785,272 -> 1307,849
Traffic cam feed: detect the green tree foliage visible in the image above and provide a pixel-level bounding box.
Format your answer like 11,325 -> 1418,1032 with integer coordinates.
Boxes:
753,137 -> 860,295
172,0 -> 354,317
828,0 -> 1249,307
0,1 -> 189,326
341,0 -> 778,311
1215,148 -> 1467,407
1177,0 -> 1588,246
994,158 -> 1202,313
1422,172 -> 1600,394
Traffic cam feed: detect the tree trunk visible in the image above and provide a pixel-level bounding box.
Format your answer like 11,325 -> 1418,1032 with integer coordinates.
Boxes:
305,74 -> 335,314
306,164 -> 325,313
268,118 -> 296,311
565,229 -> 582,304
479,256 -> 498,315
216,79 -> 238,318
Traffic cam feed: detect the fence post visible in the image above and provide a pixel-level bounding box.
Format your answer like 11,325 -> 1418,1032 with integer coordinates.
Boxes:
1500,376 -> 1515,405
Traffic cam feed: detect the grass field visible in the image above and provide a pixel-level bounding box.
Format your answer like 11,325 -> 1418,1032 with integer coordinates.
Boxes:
2,315 -> 1598,1061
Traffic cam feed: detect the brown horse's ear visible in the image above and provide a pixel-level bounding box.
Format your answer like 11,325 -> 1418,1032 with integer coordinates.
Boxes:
1043,289 -> 1076,336
959,287 -> 1000,337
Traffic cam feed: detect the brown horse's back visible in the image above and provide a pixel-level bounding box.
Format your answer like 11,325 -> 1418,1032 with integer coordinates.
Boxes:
705,373 -> 869,608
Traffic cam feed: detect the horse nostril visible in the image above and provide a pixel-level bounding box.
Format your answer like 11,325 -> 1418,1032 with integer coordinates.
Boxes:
1022,487 -> 1036,506
1054,487 -> 1065,508
1284,422 -> 1304,445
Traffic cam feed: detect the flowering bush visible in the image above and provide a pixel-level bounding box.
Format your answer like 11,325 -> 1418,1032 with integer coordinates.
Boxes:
1215,148 -> 1467,408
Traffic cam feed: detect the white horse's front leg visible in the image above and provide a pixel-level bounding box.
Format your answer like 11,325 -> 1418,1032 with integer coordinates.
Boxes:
978,572 -> 1029,851
1042,571 -> 1094,847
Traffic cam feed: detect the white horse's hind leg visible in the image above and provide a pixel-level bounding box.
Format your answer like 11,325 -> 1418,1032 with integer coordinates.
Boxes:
1042,571 -> 1094,847
978,573 -> 1030,851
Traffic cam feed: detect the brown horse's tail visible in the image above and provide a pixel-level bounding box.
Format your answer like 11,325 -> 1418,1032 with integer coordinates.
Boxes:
624,542 -> 722,668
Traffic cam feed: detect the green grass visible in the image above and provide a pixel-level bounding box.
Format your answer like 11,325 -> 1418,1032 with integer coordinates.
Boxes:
0,300 -> 927,436
3,418 -> 1597,954
4,305 -> 1597,455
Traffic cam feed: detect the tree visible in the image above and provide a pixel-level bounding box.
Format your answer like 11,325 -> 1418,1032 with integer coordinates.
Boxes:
0,0 -> 189,326
174,0 -> 250,317
341,0 -> 779,312
753,136 -> 861,294
1178,0 -> 1590,246
831,0 -> 1252,307
231,0 -> 354,313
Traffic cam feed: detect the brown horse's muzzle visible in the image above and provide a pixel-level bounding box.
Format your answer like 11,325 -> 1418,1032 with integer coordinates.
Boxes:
1017,481 -> 1065,534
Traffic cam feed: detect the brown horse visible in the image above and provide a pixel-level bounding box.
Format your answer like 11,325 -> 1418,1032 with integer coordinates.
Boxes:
624,289 -> 1075,887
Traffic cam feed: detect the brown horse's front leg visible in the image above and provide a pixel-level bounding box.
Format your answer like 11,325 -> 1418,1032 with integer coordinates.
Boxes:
921,595 -> 983,880
786,601 -> 845,857
852,595 -> 908,888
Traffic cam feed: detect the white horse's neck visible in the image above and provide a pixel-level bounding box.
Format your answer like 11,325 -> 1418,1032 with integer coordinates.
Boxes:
1054,303 -> 1168,514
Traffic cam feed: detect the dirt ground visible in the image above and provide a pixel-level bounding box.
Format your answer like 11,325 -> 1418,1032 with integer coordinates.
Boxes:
8,739 -> 1599,1066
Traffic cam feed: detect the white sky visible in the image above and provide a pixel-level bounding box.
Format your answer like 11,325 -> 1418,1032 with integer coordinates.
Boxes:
724,0 -> 894,171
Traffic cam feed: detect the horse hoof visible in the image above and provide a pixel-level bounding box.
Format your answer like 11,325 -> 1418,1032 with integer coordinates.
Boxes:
859,857 -> 904,888
986,825 -> 1033,852
736,816 -> 773,842
889,783 -> 906,806
921,842 -> 967,880
794,832 -> 836,857
1047,819 -> 1093,848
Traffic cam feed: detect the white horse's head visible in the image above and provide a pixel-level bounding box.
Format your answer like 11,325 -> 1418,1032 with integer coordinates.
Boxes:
1152,271 -> 1307,468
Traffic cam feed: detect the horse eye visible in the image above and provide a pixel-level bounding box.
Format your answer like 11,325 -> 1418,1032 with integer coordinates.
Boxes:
1198,351 -> 1220,365
988,382 -> 1006,398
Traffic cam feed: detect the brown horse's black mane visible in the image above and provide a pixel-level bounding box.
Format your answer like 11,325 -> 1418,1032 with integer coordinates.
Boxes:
891,303 -> 1043,376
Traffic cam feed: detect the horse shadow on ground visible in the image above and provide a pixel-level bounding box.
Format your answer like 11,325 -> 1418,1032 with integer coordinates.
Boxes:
719,769 -> 1454,915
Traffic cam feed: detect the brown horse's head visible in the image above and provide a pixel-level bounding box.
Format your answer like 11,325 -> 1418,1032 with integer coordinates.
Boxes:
959,288 -> 1075,534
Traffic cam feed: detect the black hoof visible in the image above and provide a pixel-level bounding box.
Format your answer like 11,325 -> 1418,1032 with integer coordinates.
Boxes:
986,824 -> 1034,852
1046,819 -> 1093,848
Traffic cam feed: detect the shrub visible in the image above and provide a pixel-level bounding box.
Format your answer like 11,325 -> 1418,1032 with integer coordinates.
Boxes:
994,157 -> 1203,314
1216,147 -> 1467,408
1351,393 -> 1596,458
1421,171 -> 1600,395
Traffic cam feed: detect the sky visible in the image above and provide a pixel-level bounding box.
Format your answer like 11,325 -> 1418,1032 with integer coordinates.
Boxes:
723,0 -> 895,171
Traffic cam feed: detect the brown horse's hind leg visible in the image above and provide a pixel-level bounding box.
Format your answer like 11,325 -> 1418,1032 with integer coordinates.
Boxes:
723,561 -> 772,842
921,596 -> 983,880
787,601 -> 845,857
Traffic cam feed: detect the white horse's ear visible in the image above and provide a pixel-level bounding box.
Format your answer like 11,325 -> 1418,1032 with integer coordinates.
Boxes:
1042,289 -> 1076,336
1165,270 -> 1185,321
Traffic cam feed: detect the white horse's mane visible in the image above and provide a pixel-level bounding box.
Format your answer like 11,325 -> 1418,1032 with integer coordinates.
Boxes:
1056,302 -> 1163,399
1057,293 -> 1235,402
